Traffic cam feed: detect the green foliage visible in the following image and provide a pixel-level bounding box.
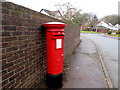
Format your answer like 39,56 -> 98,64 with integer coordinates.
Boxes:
61,18 -> 77,25
101,14 -> 120,25
107,30 -> 112,34
109,34 -> 120,37
116,30 -> 120,34
89,24 -> 94,27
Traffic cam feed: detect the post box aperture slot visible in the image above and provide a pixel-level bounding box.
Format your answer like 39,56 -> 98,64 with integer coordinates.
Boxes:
52,32 -> 64,39
54,35 -> 64,36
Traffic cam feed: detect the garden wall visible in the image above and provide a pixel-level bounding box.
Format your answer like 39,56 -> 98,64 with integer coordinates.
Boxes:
0,1 -> 80,88
97,29 -> 109,33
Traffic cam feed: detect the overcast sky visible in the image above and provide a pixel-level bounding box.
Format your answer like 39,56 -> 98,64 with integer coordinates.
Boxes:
7,0 -> 119,19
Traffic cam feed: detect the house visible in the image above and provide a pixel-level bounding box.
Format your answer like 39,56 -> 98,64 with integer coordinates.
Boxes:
95,21 -> 120,32
115,24 -> 120,30
95,21 -> 110,32
96,21 -> 118,31
40,9 -> 62,19
96,21 -> 110,29
80,21 -> 90,31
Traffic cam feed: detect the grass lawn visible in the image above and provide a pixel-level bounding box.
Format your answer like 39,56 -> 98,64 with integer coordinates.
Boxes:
109,34 -> 120,37
80,31 -> 99,33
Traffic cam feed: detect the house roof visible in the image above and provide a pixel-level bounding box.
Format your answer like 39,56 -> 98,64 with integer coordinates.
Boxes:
96,21 -> 118,30
115,24 -> 120,30
40,9 -> 62,18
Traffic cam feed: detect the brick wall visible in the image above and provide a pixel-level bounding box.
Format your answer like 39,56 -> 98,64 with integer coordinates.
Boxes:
1,1 -> 80,88
64,23 -> 80,58
0,1 -> 2,89
97,29 -> 109,33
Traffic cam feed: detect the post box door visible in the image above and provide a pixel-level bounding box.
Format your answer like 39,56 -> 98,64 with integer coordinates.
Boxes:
46,31 -> 64,75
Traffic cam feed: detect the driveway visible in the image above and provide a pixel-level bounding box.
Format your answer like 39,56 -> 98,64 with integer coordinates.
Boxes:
81,33 -> 118,88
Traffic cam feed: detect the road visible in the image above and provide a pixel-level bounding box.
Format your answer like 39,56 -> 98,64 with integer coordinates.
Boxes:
81,33 -> 118,88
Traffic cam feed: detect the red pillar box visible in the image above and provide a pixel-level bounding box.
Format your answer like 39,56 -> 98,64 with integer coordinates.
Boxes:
43,22 -> 66,88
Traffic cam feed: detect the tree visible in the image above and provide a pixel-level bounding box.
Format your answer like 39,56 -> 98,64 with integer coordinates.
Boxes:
55,2 -> 81,20
55,2 -> 98,27
101,14 -> 120,25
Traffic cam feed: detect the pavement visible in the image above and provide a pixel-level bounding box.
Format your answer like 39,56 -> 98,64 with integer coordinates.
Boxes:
62,36 -> 108,88
81,33 -> 118,88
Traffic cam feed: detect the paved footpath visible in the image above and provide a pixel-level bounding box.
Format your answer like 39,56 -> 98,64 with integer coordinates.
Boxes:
62,36 -> 108,88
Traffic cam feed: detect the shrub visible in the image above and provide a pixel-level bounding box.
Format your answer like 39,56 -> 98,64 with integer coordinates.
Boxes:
107,30 -> 112,34
116,30 -> 120,34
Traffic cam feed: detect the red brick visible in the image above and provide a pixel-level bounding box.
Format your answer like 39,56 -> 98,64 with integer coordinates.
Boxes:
24,48 -> 31,53
3,14 -> 10,20
2,62 -> 14,70
0,43 -> 2,49
7,55 -> 19,62
11,81 -> 20,88
0,55 -> 1,60
19,53 -> 27,58
2,79 -> 8,86
18,36 -> 28,40
23,31 -> 31,35
2,60 -> 6,65
3,26 -> 16,31
2,8 -> 10,14
15,66 -> 24,73
15,83 -> 22,88
2,80 -> 15,88
2,53 -> 13,59
12,31 -> 22,36
2,20 -> 11,25
19,44 -> 28,49
14,57 -> 25,64
2,32 -> 11,36
16,26 -> 27,31
0,60 -> 1,65
6,46 -> 18,53
12,41 -> 24,45
2,42 -> 12,48
25,55 -> 32,60
2,70 -> 8,76
9,73 -> 19,81
4,37 -> 17,42
2,49 -> 6,53
12,3 -> 21,10
13,50 -> 23,55
8,64 -> 19,72
11,21 -> 22,26
2,2 -> 13,9
11,11 -> 21,17
2,71 -> 14,80
2,37 -> 5,42
19,60 -> 28,66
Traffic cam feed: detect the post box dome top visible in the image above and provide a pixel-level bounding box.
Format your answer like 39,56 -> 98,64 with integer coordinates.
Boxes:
43,22 -> 66,28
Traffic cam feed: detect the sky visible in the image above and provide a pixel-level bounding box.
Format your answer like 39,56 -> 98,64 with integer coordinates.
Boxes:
6,0 -> 119,19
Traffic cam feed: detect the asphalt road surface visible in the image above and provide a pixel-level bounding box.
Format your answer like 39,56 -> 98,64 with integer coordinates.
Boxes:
81,33 -> 118,88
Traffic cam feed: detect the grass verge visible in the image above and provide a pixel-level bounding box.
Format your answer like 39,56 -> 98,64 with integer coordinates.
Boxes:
80,31 -> 100,33
108,34 -> 120,37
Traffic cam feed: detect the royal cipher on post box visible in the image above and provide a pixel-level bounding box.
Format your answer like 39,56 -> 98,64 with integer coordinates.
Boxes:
43,22 -> 66,88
